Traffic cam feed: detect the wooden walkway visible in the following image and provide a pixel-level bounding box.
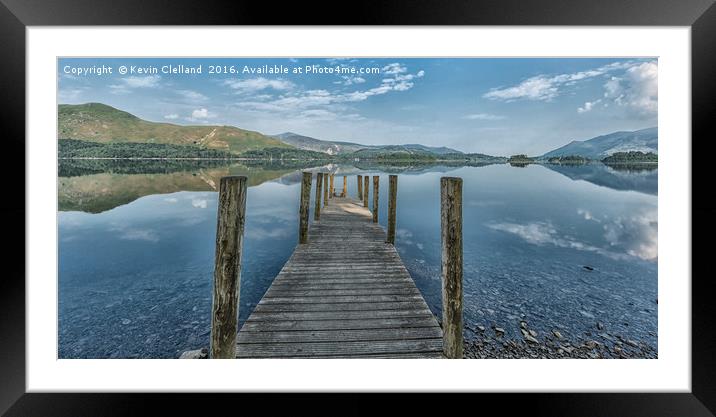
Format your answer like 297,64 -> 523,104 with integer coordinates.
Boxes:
235,196 -> 444,358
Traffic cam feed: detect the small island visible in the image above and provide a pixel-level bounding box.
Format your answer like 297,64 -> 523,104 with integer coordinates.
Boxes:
546,155 -> 589,165
601,151 -> 658,164
507,154 -> 535,167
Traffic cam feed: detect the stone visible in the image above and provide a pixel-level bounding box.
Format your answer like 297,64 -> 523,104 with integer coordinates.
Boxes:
626,339 -> 639,348
597,322 -> 605,330
520,321 -> 528,330
529,329 -> 538,338
476,325 -> 486,332
552,330 -> 563,339
494,327 -> 505,336
179,347 -> 208,359
523,333 -> 539,344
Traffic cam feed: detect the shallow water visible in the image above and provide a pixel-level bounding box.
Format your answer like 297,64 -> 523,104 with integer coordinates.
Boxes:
58,162 -> 657,358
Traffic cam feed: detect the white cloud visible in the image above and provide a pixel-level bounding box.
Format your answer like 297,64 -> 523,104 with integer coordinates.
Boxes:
577,99 -> 601,113
184,108 -> 216,123
191,108 -> 212,119
484,76 -> 559,101
483,61 -> 638,102
108,75 -> 161,94
382,63 -> 408,75
224,77 -> 294,93
122,75 -> 162,88
336,75 -> 366,86
164,114 -> 179,120
176,89 -> 208,102
464,113 -> 506,121
232,63 -> 424,124
602,61 -> 657,117
487,221 -> 631,261
119,229 -> 159,243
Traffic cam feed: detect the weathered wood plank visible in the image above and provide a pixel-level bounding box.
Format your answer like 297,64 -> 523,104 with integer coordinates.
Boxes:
258,294 -> 427,304
237,327 -> 442,344
235,195 -> 442,358
246,308 -> 433,322
239,316 -> 439,332
236,338 -> 443,358
253,301 -> 428,313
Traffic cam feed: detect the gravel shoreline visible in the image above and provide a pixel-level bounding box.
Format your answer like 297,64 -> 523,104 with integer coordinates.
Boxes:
462,320 -> 657,359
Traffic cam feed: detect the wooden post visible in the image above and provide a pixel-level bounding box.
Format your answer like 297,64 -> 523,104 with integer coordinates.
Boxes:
372,176 -> 379,223
210,176 -> 247,359
357,175 -> 363,200
329,174 -> 335,198
342,176 -> 347,197
363,176 -> 369,208
299,172 -> 312,244
323,173 -> 328,207
314,172 -> 323,221
387,175 -> 397,244
440,177 -> 463,359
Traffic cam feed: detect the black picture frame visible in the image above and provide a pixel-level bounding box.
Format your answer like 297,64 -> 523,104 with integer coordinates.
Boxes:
2,0 -> 714,415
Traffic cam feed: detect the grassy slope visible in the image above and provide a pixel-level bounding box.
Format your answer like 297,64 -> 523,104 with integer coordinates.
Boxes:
58,103 -> 291,154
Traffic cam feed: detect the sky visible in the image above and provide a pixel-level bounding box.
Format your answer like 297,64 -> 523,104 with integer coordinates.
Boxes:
58,57 -> 657,156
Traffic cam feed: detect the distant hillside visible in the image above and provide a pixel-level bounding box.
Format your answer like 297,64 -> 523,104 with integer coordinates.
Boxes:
59,103 -> 290,154
541,127 -> 657,159
399,144 -> 463,155
272,132 -> 367,155
273,132 -> 463,156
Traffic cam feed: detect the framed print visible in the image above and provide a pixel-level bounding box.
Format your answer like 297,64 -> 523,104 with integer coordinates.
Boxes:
3,0 -> 715,415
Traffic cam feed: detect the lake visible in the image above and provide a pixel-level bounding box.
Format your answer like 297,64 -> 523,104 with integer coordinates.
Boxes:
58,160 -> 658,358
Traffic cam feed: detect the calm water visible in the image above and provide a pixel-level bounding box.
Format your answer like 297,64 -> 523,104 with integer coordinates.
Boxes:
58,161 -> 658,358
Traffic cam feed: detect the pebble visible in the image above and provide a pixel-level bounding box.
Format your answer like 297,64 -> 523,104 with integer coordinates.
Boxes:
552,330 -> 563,339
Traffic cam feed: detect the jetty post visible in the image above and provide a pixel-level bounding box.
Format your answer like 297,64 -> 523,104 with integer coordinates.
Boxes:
372,176 -> 379,223
330,174 -> 335,198
323,173 -> 328,206
440,177 -> 463,358
357,175 -> 363,200
387,175 -> 398,244
314,172 -> 323,221
342,176 -> 347,197
299,172 -> 312,244
210,176 -> 248,359
363,176 -> 369,207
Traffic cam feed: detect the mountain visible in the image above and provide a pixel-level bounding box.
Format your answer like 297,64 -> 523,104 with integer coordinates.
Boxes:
399,144 -> 463,155
58,103 -> 289,154
541,127 -> 657,159
273,132 -> 463,156
272,132 -> 367,155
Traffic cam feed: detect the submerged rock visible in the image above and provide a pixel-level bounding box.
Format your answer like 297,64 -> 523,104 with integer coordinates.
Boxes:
179,347 -> 208,359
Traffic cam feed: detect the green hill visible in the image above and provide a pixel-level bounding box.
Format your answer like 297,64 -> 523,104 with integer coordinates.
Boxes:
58,103 -> 290,154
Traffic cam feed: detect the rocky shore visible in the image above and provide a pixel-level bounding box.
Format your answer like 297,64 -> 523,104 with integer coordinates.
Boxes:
462,320 -> 657,359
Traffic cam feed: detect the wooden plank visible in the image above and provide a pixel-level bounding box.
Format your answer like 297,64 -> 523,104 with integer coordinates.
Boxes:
246,308 -> 433,322
253,301 -> 428,313
236,339 -> 442,358
258,295 -> 427,304
239,316 -> 440,332
265,288 -> 421,298
234,195 -> 443,358
237,327 -> 442,344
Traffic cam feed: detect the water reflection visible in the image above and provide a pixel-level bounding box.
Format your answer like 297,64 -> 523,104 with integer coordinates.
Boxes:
58,160 -> 658,358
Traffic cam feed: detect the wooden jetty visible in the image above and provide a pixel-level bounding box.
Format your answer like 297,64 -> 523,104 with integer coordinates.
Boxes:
207,173 -> 463,359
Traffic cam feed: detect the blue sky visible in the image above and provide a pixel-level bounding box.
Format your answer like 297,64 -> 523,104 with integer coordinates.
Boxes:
58,57 -> 657,156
